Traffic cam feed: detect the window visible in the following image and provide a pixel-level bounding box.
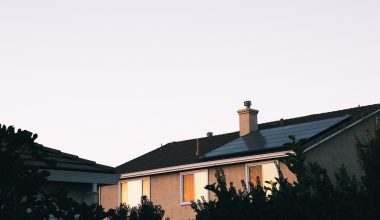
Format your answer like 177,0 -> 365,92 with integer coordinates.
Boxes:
180,170 -> 208,204
246,161 -> 278,189
120,178 -> 150,207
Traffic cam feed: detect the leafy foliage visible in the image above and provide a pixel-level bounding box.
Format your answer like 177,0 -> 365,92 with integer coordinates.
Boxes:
108,196 -> 168,220
192,134 -> 380,220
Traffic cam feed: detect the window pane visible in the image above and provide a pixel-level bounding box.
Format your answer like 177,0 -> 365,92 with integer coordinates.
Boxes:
249,165 -> 263,186
183,174 -> 195,202
142,179 -> 150,198
194,171 -> 208,201
127,180 -> 142,207
121,182 -> 128,204
262,162 -> 278,187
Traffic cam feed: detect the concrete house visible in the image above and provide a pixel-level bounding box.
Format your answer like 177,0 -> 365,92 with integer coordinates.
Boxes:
100,102 -> 380,220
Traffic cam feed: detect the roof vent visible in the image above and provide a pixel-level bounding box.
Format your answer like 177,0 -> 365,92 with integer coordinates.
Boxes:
207,132 -> 213,137
195,139 -> 201,157
244,100 -> 251,108
280,118 -> 284,126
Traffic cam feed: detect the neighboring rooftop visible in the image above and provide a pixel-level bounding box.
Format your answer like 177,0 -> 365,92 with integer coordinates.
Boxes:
21,144 -> 116,174
117,103 -> 380,174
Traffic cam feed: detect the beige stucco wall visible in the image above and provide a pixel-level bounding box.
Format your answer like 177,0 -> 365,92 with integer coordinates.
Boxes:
305,113 -> 379,180
150,172 -> 196,220
100,184 -> 118,210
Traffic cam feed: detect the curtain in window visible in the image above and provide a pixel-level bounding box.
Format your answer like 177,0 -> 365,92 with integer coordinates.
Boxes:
121,182 -> 128,204
142,179 -> 150,198
249,165 -> 263,186
183,174 -> 195,202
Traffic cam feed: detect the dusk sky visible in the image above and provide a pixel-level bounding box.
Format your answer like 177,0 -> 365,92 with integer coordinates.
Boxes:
0,0 -> 379,167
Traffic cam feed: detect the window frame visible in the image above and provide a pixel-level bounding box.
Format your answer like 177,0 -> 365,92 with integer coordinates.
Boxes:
179,169 -> 209,206
245,160 -> 279,191
119,177 -> 151,205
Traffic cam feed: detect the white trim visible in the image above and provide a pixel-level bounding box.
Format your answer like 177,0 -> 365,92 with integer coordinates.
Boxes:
304,109 -> 380,153
245,160 -> 278,188
179,169 -> 209,206
98,186 -> 101,205
121,151 -> 291,179
245,160 -> 280,195
119,177 -> 151,205
117,180 -> 121,205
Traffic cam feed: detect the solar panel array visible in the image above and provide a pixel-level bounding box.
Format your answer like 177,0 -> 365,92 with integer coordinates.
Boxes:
203,115 -> 349,159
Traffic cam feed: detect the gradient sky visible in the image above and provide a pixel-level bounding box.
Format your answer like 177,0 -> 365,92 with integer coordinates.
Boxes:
1,0 -> 379,167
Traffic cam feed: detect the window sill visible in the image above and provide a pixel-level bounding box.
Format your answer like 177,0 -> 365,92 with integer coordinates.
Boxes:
180,201 -> 192,206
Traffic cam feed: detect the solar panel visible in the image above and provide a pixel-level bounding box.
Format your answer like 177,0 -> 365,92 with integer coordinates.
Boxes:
202,115 -> 349,159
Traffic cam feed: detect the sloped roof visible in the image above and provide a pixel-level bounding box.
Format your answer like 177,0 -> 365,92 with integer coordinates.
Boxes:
203,115 -> 350,159
117,103 -> 380,174
21,144 -> 116,174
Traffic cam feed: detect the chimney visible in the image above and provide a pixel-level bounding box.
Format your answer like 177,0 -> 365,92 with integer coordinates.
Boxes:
237,100 -> 259,136
206,132 -> 213,137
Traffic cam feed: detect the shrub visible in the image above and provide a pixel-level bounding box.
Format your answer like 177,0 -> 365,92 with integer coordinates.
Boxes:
108,196 -> 168,220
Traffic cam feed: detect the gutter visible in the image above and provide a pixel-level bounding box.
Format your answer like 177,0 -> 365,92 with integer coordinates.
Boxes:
120,150 -> 291,179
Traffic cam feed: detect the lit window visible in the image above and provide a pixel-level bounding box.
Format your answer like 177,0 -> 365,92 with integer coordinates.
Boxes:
120,178 -> 150,206
247,161 -> 278,188
181,170 -> 208,204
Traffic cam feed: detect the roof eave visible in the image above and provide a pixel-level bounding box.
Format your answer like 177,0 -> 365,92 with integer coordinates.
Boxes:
120,150 -> 291,179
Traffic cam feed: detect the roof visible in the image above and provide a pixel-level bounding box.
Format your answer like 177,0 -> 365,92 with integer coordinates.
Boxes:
21,144 -> 116,174
117,103 -> 380,174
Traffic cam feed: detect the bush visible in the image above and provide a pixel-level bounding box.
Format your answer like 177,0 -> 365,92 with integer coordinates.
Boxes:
108,196 -> 168,220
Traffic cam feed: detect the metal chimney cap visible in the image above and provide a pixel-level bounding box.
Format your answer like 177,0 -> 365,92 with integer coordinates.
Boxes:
244,100 -> 251,108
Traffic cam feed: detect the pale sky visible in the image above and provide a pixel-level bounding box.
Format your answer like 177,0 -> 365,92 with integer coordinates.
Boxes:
0,0 -> 379,167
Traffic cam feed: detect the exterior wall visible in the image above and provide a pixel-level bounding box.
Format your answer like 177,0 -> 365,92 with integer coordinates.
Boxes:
279,161 -> 297,183
150,172 -> 195,220
208,163 -> 246,201
100,184 -> 119,210
305,113 -> 379,180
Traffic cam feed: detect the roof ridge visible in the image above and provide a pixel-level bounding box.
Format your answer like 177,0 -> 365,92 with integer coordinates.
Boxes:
259,103 -> 380,128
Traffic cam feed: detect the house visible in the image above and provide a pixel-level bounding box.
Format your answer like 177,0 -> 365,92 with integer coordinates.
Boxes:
100,102 -> 380,220
23,143 -> 119,205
